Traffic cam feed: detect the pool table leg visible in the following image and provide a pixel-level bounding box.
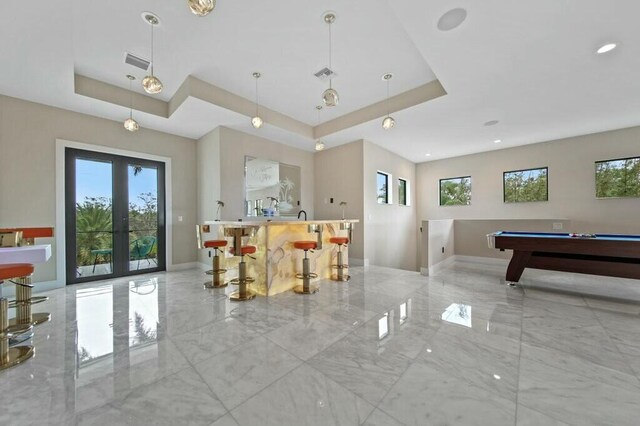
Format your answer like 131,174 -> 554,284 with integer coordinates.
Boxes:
506,250 -> 531,283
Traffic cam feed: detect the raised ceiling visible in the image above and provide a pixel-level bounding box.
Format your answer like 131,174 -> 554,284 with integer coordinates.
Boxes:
1,0 -> 639,162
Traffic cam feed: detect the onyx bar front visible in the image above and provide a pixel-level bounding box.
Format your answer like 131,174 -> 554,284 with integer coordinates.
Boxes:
202,220 -> 358,296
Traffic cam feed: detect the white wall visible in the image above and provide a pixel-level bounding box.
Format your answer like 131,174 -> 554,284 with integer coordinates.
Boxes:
197,127 -> 221,265
0,95 -> 197,285
363,141 -> 418,271
417,126 -> 640,238
218,127 -> 315,221
314,140 -> 365,260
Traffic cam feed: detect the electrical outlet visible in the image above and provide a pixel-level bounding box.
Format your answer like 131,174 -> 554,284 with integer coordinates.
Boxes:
553,222 -> 563,230
178,216 -> 183,222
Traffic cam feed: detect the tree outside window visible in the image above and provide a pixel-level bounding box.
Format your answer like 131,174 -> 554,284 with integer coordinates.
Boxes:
439,176 -> 471,206
596,157 -> 640,198
503,167 -> 548,203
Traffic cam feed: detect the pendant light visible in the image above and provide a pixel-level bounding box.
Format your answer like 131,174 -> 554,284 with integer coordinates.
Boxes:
188,0 -> 216,17
251,72 -> 264,129
382,73 -> 395,130
142,13 -> 163,95
322,12 -> 339,107
124,75 -> 140,132
314,105 -> 325,151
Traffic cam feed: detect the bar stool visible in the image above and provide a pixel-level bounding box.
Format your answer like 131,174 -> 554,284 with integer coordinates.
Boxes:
229,245 -> 257,301
329,237 -> 350,281
0,264 -> 36,371
293,241 -> 319,294
203,240 -> 228,288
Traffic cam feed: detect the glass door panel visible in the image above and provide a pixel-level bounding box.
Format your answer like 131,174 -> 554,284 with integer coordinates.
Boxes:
74,158 -> 114,279
127,164 -> 159,272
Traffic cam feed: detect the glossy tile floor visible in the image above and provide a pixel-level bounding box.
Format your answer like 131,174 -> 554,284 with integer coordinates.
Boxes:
2,260 -> 640,425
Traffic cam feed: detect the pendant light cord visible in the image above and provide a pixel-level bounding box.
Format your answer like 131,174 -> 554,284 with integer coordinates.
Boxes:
255,77 -> 259,116
150,22 -> 155,75
129,79 -> 134,119
387,79 -> 390,117
328,21 -> 333,89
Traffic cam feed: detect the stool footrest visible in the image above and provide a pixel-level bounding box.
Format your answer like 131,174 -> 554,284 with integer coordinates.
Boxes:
229,290 -> 257,301
8,296 -> 48,308
230,277 -> 256,285
330,274 -> 351,282
293,284 -> 319,295
9,312 -> 50,327
1,323 -> 33,339
295,273 -> 318,280
204,281 -> 228,289
331,264 -> 349,269
205,268 -> 227,275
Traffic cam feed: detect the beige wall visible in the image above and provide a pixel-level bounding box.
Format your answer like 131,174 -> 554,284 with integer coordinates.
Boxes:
0,95 -> 197,284
197,127 -> 221,265
314,140 -> 365,260
363,140 -> 418,271
218,127 -> 315,220
417,126 -> 640,241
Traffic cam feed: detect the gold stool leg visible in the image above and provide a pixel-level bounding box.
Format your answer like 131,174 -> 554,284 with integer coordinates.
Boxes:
10,276 -> 50,326
230,259 -> 256,301
294,253 -> 319,294
1,298 -> 35,371
205,249 -> 228,289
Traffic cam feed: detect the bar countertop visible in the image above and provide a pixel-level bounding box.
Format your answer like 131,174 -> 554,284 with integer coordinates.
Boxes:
203,219 -> 359,226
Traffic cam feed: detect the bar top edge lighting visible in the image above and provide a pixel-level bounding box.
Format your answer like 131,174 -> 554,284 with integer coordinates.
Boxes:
204,219 -> 359,226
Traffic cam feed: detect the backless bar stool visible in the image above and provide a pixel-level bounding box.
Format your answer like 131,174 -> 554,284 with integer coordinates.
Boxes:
229,245 -> 257,301
196,225 -> 228,289
293,241 -> 319,294
329,237 -> 350,281
0,264 -> 35,371
203,240 -> 228,288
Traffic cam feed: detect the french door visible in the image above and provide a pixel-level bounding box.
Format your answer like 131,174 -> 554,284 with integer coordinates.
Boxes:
65,148 -> 166,284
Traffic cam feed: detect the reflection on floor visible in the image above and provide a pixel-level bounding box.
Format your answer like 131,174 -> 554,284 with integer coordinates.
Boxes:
2,260 -> 640,426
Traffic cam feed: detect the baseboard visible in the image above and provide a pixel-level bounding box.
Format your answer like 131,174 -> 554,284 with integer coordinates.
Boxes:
166,262 -> 199,272
426,256 -> 457,276
350,258 -> 369,267
453,255 -> 509,266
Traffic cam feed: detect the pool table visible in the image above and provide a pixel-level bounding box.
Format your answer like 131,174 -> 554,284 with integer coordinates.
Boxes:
487,231 -> 640,282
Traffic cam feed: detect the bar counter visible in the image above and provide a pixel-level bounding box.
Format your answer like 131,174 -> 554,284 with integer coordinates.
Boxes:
203,219 -> 358,296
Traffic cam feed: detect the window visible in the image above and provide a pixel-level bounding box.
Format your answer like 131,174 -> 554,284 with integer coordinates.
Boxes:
377,171 -> 390,204
595,157 -> 640,198
503,167 -> 548,203
398,178 -> 409,206
439,176 -> 471,206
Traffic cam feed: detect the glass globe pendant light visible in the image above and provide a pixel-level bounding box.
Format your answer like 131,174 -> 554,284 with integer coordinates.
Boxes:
322,12 -> 339,107
382,73 -> 395,130
142,13 -> 163,95
124,75 -> 140,132
251,72 -> 264,129
188,0 -> 216,17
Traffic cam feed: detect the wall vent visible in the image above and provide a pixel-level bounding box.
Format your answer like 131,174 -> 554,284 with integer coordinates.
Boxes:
314,67 -> 337,81
124,52 -> 151,71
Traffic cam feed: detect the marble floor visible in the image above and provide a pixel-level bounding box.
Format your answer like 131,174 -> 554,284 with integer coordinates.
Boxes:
2,260 -> 640,426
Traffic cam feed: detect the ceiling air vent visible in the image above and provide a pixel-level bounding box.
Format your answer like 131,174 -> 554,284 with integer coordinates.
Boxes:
124,52 -> 151,71
314,67 -> 337,81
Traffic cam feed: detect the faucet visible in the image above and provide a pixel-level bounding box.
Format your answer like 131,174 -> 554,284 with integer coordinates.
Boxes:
297,210 -> 307,221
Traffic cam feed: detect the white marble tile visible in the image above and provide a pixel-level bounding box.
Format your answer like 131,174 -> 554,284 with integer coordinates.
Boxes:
308,332 -> 412,405
265,317 -> 349,360
231,364 -> 374,426
210,413 -> 241,426
311,303 -> 377,332
170,318 -> 262,364
516,405 -> 570,426
194,336 -> 302,409
361,409 -> 406,426
112,367 -> 227,426
518,343 -> 640,426
379,363 -> 516,426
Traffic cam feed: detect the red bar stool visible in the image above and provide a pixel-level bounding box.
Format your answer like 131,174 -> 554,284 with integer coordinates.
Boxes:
329,237 -> 350,281
0,264 -> 36,371
293,241 -> 319,294
203,240 -> 228,288
229,245 -> 257,301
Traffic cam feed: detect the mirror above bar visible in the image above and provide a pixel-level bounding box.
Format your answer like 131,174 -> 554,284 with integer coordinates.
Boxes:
244,156 -> 301,218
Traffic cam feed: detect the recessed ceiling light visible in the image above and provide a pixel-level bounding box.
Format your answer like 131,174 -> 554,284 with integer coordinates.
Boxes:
437,8 -> 467,32
493,139 -> 502,144
484,120 -> 499,127
596,43 -> 617,54
425,153 -> 431,157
